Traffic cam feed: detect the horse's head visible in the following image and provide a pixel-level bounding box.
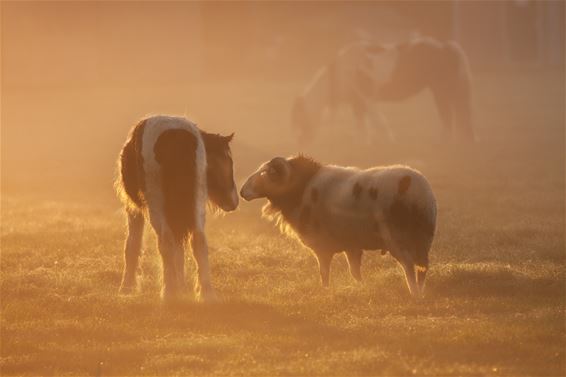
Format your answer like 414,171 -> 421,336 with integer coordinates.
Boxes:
201,131 -> 238,212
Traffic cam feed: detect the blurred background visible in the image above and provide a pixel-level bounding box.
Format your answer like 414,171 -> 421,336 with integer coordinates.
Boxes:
1,1 -> 564,203
1,3 -> 565,375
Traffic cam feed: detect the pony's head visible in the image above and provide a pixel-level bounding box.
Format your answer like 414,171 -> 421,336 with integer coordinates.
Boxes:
201,131 -> 238,212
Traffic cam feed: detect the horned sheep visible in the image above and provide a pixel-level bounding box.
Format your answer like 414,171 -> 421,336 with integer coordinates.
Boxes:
240,156 -> 437,297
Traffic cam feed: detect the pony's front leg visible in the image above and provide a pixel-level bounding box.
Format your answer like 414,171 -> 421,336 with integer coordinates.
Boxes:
190,231 -> 218,302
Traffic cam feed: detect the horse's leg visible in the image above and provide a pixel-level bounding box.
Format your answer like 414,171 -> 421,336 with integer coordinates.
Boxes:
191,230 -> 218,302
345,249 -> 363,282
156,229 -> 180,300
351,97 -> 371,143
432,87 -> 454,139
119,209 -> 145,294
366,103 -> 394,142
453,85 -> 475,142
174,241 -> 186,292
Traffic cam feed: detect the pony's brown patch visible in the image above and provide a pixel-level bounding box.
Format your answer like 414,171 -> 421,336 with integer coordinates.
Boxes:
398,176 -> 411,194
353,182 -> 362,200
311,188 -> 319,202
154,129 -> 198,243
369,187 -> 378,200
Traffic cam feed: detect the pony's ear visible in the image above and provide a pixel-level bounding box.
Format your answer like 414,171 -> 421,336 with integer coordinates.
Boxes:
223,133 -> 235,143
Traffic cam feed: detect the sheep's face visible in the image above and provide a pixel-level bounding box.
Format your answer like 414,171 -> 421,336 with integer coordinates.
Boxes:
240,157 -> 292,201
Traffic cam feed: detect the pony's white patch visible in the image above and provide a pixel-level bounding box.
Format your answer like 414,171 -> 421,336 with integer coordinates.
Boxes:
141,115 -> 207,233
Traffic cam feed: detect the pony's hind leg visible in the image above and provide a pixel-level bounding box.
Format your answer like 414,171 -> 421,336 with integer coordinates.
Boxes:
156,229 -> 181,300
119,209 -> 145,294
191,231 -> 217,302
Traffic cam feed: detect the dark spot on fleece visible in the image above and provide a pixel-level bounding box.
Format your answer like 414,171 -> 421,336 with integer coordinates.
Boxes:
398,175 -> 411,194
387,199 -> 435,268
369,187 -> 378,200
311,188 -> 319,202
353,182 -> 362,200
298,205 -> 311,232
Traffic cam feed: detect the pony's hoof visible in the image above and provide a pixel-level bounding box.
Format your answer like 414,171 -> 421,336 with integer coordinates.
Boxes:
118,283 -> 136,295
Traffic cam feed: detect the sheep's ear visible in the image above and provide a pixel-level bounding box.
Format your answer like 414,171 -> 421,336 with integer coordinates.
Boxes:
268,157 -> 291,181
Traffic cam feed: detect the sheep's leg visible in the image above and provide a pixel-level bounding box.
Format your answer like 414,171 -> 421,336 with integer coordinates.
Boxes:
191,231 -> 218,302
316,251 -> 333,287
345,249 -> 363,282
119,209 -> 145,294
399,257 -> 420,298
391,248 -> 420,298
416,266 -> 428,296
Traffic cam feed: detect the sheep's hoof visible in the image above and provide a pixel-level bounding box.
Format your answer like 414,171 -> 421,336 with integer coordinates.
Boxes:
118,281 -> 136,295
161,285 -> 182,302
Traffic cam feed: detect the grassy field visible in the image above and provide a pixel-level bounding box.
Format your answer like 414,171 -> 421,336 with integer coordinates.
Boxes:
1,70 -> 565,376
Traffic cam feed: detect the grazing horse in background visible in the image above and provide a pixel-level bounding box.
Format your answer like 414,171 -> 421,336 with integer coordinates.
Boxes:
365,37 -> 475,141
293,37 -> 475,144
291,41 -> 395,146
115,115 -> 238,301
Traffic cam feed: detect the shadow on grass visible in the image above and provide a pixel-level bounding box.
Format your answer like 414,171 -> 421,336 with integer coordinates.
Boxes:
429,264 -> 564,299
